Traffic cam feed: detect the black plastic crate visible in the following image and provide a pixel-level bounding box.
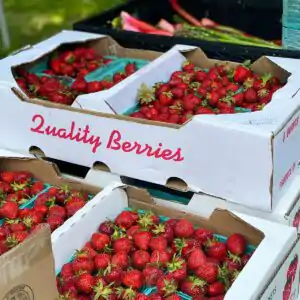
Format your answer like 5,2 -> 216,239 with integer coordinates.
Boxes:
73,0 -> 300,62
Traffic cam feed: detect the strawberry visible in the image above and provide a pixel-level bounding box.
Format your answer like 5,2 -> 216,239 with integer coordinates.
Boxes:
152,223 -> 174,243
253,74 -> 272,90
0,171 -> 15,184
156,275 -> 178,297
87,81 -> 103,93
155,83 -> 170,96
180,276 -> 207,297
35,193 -> 53,206
48,205 -> 67,219
195,106 -> 215,115
148,293 -> 163,300
5,219 -> 26,232
0,182 -> 12,194
30,181 -> 44,195
171,87 -> 186,99
72,257 -> 94,274
60,262 -> 74,279
91,233 -> 110,252
132,250 -> 150,269
226,233 -> 246,256
207,70 -> 219,81
47,215 -> 64,232
94,253 -> 111,270
65,197 -> 86,217
219,107 -> 235,114
149,236 -> 168,252
6,231 -> 28,248
111,251 -> 130,269
99,221 -> 114,236
194,228 -> 213,244
195,262 -> 219,283
0,240 -> 8,255
149,249 -> 170,266
0,202 -> 19,219
168,114 -> 180,124
233,65 -> 252,83
232,93 -> 244,106
207,281 -> 225,297
187,248 -> 207,270
75,273 -> 95,294
115,211 -> 138,229
103,265 -> 123,285
122,269 -> 144,290
174,219 -> 194,238
244,88 -> 258,103
224,254 -> 242,271
172,238 -> 199,258
133,231 -> 152,250
183,94 -> 200,110
165,295 -> 181,300
206,240 -> 227,262
241,253 -> 252,266
158,92 -> 173,106
143,265 -> 164,286
127,225 -> 141,238
71,78 -> 88,93
167,256 -> 187,282
92,281 -> 115,300
0,227 -> 8,241
207,91 -> 221,107
125,63 -> 137,76
195,70 -> 207,82
226,83 -> 239,93
113,237 -> 132,253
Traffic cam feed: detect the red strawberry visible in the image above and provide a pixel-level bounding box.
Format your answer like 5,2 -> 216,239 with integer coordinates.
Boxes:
226,83 -> 239,93
115,211 -> 138,229
60,262 -> 74,280
180,276 -> 207,297
167,256 -> 187,282
253,74 -> 271,90
127,225 -> 141,237
233,65 -> 252,83
241,253 -> 252,266
48,205 -> 67,219
75,273 -> 95,294
65,197 -> 86,217
132,250 -> 150,269
232,93 -> 244,106
113,237 -> 132,253
143,265 -> 164,286
226,233 -> 246,256
152,223 -> 174,243
150,250 -> 171,266
111,251 -> 130,269
148,293 -> 164,300
122,269 -> 144,290
156,275 -> 178,297
30,181 -> 44,196
208,281 -> 225,297
187,249 -> 207,270
158,92 -> 173,106
0,182 -> 12,194
94,253 -> 111,270
149,236 -> 168,252
195,262 -> 219,283
46,215 -> 64,232
195,70 -> 207,82
72,256 -> 94,274
6,231 -> 28,248
0,171 -> 15,184
224,254 -> 242,271
71,78 -> 88,93
195,107 -> 215,115
103,265 -> 123,285
207,91 -> 221,107
0,240 -> 8,254
182,94 -> 200,110
206,240 -> 227,262
194,228 -> 213,244
91,233 -> 110,252
133,231 -> 152,250
0,202 -> 19,219
244,88 -> 258,103
35,193 -> 52,206
165,295 -> 181,300
87,81 -> 103,93
5,219 -> 26,232
0,227 -> 8,241
99,221 -> 114,236
125,63 -> 137,76
171,87 -> 186,99
174,219 -> 194,238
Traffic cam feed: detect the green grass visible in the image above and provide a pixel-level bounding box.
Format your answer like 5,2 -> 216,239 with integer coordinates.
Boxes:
1,0 -> 122,56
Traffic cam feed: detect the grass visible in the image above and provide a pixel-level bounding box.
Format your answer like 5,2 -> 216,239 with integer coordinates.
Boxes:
1,0 -> 122,56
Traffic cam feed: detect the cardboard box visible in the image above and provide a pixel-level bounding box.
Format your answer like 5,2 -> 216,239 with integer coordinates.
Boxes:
0,43 -> 299,211
0,224 -> 58,300
52,183 -> 300,300
4,30 -> 162,112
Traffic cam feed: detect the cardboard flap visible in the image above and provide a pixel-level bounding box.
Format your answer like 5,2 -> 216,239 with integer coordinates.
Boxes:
209,209 -> 264,246
126,186 -> 155,204
0,224 -> 58,300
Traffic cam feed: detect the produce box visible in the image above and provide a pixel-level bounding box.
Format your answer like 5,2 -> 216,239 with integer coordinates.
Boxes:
73,0 -> 300,62
53,183 -> 300,300
0,43 -> 300,212
0,224 -> 58,299
7,30 -> 162,111
0,156 -> 101,256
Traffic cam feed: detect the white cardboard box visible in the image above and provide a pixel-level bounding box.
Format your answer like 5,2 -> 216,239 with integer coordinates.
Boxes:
52,182 -> 300,300
0,41 -> 299,211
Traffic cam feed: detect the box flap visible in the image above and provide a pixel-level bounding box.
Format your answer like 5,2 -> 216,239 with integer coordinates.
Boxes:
0,224 -> 58,300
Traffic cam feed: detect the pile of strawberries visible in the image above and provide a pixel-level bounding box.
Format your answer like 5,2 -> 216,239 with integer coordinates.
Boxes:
57,209 -> 254,300
14,46 -> 138,105
0,170 -> 46,213
0,173 -> 93,256
130,61 -> 284,124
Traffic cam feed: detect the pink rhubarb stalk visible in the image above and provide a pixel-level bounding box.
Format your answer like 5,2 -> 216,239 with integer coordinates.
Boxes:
157,19 -> 176,34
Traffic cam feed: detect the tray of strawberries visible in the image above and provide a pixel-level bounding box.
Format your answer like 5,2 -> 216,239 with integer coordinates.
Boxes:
56,209 -> 255,299
0,170 -> 95,256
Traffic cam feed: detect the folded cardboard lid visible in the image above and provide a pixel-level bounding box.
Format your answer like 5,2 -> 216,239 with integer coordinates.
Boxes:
0,156 -> 101,195
126,186 -> 264,246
